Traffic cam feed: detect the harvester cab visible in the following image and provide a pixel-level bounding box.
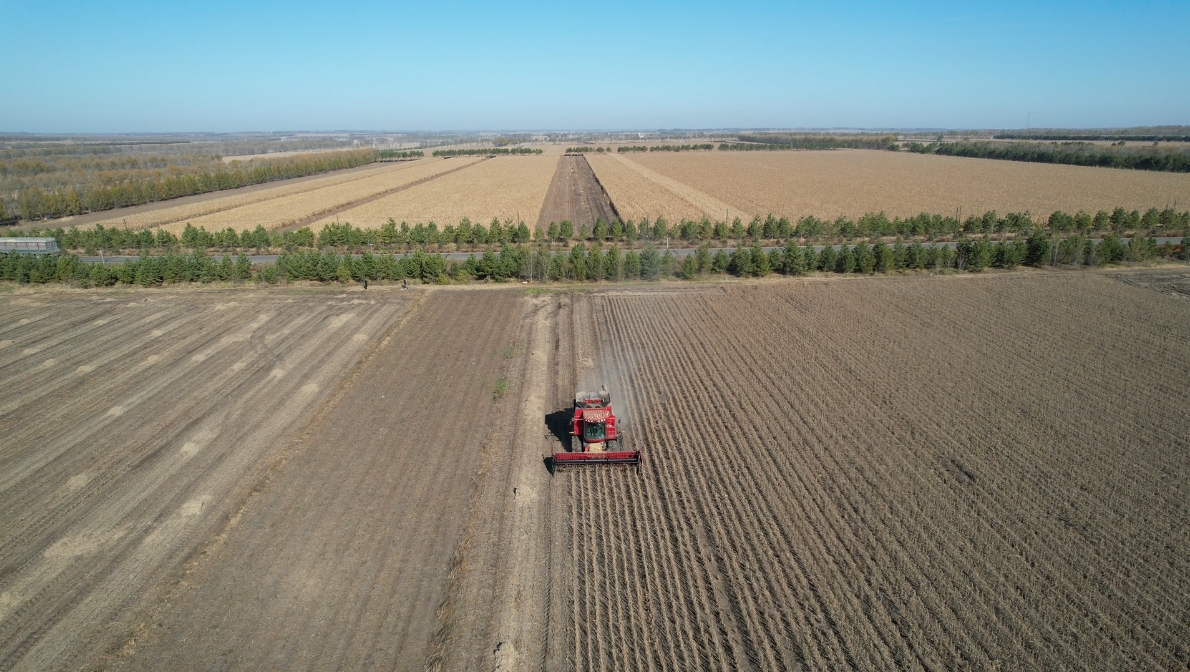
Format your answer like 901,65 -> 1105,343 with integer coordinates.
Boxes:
553,385 -> 641,469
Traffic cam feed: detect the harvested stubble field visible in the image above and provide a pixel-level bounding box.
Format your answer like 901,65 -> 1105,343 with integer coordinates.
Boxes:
606,149 -> 1190,221
316,154 -> 559,228
72,159 -> 439,233
587,153 -> 747,223
170,157 -> 482,234
3,270 -> 1190,671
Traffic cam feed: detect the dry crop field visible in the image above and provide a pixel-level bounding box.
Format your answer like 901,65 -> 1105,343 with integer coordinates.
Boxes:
2,270 -> 1189,671
69,157 -> 479,234
315,153 -> 559,228
593,149 -> 1190,222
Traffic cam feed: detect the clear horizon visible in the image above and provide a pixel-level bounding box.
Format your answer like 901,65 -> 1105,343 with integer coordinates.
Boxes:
3,0 -> 1188,133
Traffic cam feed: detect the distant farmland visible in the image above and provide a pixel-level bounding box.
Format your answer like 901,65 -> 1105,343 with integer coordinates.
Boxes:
23,146 -> 1190,236
606,149 -> 1190,222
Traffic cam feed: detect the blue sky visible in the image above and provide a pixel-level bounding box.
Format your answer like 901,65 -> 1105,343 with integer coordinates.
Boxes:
3,0 -> 1187,132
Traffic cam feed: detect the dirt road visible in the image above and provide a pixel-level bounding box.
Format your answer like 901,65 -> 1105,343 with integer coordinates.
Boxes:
536,155 -> 619,230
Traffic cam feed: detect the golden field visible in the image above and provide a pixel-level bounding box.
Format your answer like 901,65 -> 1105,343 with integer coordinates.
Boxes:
621,149 -> 1190,220
155,158 -> 480,234
585,153 -> 748,223
74,161 -> 407,232
316,154 -> 559,228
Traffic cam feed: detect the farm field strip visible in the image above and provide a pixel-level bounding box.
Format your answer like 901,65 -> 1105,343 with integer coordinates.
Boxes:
112,290 -> 525,672
79,160 -> 423,232
563,276 -> 1190,671
169,158 -> 480,234
315,154 -> 558,228
855,281 -> 1190,650
585,154 -> 750,224
0,291 -> 414,670
628,150 -> 1190,220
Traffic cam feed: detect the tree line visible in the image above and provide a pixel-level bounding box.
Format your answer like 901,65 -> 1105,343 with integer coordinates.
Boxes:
431,148 -> 542,157
5,232 -> 1184,288
377,150 -> 424,159
733,133 -> 899,150
12,150 -> 377,221
906,141 -> 1190,173
7,206 -> 1188,258
616,144 -> 715,152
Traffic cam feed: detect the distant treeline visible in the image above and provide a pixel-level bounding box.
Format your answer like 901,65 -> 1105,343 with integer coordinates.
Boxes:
995,133 -> 1190,142
565,147 -> 612,153
616,144 -> 715,153
377,149 -> 424,159
733,133 -> 899,151
8,206 -> 1189,257
431,147 -> 542,157
907,141 -> 1190,173
10,149 -> 377,222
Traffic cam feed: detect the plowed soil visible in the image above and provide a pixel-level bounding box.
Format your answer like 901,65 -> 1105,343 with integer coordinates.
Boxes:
559,274 -> 1190,670
0,286 -> 415,670
3,271 -> 1190,671
536,155 -> 619,230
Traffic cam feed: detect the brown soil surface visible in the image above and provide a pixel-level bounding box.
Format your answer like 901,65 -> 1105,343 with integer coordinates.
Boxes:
4,271 -> 1190,671
559,274 -> 1190,669
108,288 -> 525,671
536,156 -> 619,230
0,286 -> 415,670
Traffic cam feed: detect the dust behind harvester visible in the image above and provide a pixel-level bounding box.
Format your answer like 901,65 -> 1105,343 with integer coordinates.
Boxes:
553,385 -> 641,469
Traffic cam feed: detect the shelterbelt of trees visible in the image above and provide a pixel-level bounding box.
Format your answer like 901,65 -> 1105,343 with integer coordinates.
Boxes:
8,149 -> 377,222
7,206 -> 1188,257
430,147 -> 542,157
907,140 -> 1190,172
3,230 -> 1185,288
377,150 -> 424,159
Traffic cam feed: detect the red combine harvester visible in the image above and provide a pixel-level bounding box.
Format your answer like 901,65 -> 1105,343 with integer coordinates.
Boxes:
553,385 -> 640,468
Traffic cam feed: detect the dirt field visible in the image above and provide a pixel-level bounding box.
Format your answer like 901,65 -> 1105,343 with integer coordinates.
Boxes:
557,274 -> 1190,670
616,149 -> 1190,220
536,155 -> 620,230
317,154 -> 558,228
0,286 -> 415,670
3,270 -> 1189,671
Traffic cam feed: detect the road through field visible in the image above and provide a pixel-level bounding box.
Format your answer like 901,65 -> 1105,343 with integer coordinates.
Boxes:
564,274 -> 1190,670
0,287 -> 414,670
114,288 -> 525,671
